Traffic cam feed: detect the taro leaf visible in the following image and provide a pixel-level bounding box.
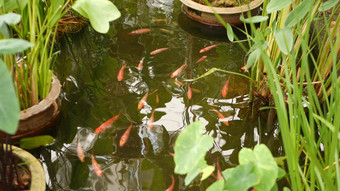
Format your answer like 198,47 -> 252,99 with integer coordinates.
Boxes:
207,180 -> 224,191
284,0 -> 314,28
267,0 -> 292,13
201,165 -> 215,181
174,121 -> 214,174
19,135 -> 55,149
274,28 -> 293,55
240,15 -> 269,23
246,40 -> 268,69
226,23 -> 234,42
222,162 -> 259,191
72,0 -> 121,33
0,39 -> 33,55
184,158 -> 207,185
0,59 -> 19,134
319,0 -> 339,11
277,168 -> 286,180
239,144 -> 278,191
3,0 -> 28,13
0,13 -> 21,25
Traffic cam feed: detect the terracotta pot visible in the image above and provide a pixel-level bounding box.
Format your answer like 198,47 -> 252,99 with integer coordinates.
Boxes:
180,0 -> 264,26
2,145 -> 46,191
12,75 -> 61,141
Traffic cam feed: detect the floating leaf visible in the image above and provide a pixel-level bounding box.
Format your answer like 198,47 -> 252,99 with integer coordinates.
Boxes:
240,15 -> 269,23
0,39 -> 33,55
274,28 -> 293,55
284,0 -> 314,28
0,59 -> 19,134
267,0 -> 292,13
19,135 -> 55,149
72,0 -> 121,33
207,180 -> 224,191
319,0 -> 338,11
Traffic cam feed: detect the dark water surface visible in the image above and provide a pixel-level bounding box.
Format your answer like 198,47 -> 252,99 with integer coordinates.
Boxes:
40,0 -> 283,190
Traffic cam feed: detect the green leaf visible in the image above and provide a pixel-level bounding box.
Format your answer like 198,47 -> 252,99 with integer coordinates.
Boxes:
283,187 -> 292,191
319,0 -> 338,11
19,135 -> 55,149
239,144 -> 278,191
226,23 -> 234,42
184,159 -> 207,185
274,28 -> 293,55
207,180 -> 224,191
240,15 -> 269,23
284,0 -> 314,28
277,168 -> 286,180
0,13 -> 21,25
267,0 -> 292,13
0,59 -> 19,134
72,0 -> 121,33
184,68 -> 218,82
201,165 -> 215,181
222,162 -> 259,191
174,121 -> 214,174
3,0 -> 28,12
0,39 -> 33,55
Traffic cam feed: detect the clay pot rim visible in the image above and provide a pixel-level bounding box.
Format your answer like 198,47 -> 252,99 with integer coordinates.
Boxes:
2,145 -> 46,191
180,0 -> 264,14
20,75 -> 61,120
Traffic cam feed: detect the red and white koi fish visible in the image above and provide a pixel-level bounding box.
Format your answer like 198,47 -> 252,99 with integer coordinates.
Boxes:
166,174 -> 175,191
196,56 -> 207,63
94,112 -> 122,134
199,43 -> 220,53
117,62 -> 128,81
222,79 -> 230,98
156,93 -> 159,105
187,85 -> 192,100
119,123 -> 133,147
209,106 -> 229,126
77,138 -> 85,162
138,57 -> 144,70
150,47 -> 169,55
91,151 -> 102,177
138,92 -> 149,110
148,110 -> 155,130
128,28 -> 151,35
170,64 -> 186,78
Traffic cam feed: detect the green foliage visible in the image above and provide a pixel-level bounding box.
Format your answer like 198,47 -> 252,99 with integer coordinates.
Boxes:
0,39 -> 33,54
266,0 -> 292,13
19,135 -> 55,149
274,28 -> 293,55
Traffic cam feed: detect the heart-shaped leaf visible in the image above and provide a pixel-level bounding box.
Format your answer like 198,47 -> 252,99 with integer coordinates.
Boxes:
0,39 -> 33,55
274,28 -> 293,55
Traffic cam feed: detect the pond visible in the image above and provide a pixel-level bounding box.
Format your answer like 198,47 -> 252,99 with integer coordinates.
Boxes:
38,0 -> 283,190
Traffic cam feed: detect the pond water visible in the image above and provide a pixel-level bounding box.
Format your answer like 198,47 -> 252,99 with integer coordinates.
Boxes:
38,0 -> 283,190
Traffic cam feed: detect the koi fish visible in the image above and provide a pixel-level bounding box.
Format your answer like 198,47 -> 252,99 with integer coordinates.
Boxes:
159,28 -> 172,34
191,88 -> 201,93
119,123 -> 133,147
156,93 -> 159,105
209,106 -> 229,126
166,174 -> 175,191
148,110 -> 155,130
138,57 -> 144,70
150,89 -> 158,95
199,43 -> 220,53
153,18 -> 167,22
117,62 -> 128,81
196,56 -> 207,63
170,64 -> 186,78
222,79 -> 229,98
150,47 -> 169,55
91,151 -> 102,177
187,85 -> 192,100
77,138 -> 85,162
94,112 -> 122,134
128,28 -> 151,35
174,80 -> 184,86
138,92 -> 149,110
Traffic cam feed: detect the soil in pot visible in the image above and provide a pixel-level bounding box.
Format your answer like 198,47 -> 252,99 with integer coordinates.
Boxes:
193,0 -> 255,7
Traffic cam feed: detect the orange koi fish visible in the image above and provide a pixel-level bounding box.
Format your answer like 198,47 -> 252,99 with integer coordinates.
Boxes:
94,112 -> 122,134
170,64 -> 186,78
138,57 -> 144,70
150,89 -> 158,95
187,85 -> 192,100
119,123 -> 133,147
191,88 -> 201,93
138,92 -> 149,109
174,80 -> 184,86
148,110 -> 155,130
91,151 -> 102,177
117,62 -> 128,81
196,56 -> 207,63
150,47 -> 169,55
222,79 -> 230,98
199,43 -> 220,53
166,174 -> 175,191
209,106 -> 229,126
77,138 -> 85,162
159,28 -> 172,33
153,18 -> 167,22
156,93 -> 159,105
128,28 -> 151,35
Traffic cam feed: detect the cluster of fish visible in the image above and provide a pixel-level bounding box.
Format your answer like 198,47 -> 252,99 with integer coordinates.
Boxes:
76,27 -> 233,190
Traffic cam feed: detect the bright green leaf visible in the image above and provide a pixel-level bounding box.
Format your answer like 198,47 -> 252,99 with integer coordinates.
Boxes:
207,180 -> 224,191
274,28 -> 293,55
226,23 -> 234,42
246,49 -> 260,69
240,15 -> 269,23
283,187 -> 292,191
0,59 -> 19,134
0,13 -> 21,25
174,121 -> 214,174
277,168 -> 286,180
284,0 -> 314,28
267,0 -> 292,13
319,0 -> 338,11
3,0 -> 28,12
185,159 -> 207,185
19,135 -> 55,149
72,0 -> 121,33
201,165 -> 215,181
0,39 -> 33,55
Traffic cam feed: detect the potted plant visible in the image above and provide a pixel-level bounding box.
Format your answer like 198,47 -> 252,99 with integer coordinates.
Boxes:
0,0 -> 121,140
180,0 -> 263,25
